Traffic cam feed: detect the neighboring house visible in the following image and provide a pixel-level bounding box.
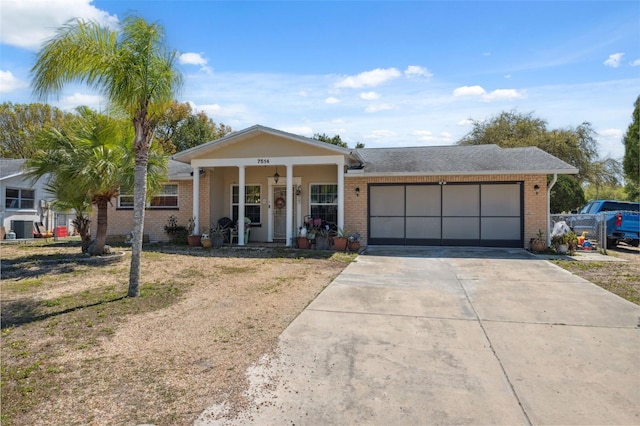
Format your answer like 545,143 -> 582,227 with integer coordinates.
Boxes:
0,158 -> 60,238
100,125 -> 578,247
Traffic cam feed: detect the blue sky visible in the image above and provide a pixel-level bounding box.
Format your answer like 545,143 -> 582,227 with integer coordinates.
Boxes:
1,1 -> 638,159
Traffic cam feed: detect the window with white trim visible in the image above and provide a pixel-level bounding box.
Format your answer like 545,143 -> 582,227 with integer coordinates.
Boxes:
309,184 -> 337,224
6,188 -> 35,209
232,184 -> 261,224
118,184 -> 178,209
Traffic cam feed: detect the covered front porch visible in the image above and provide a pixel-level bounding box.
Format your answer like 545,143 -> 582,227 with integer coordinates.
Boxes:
172,126 -> 355,246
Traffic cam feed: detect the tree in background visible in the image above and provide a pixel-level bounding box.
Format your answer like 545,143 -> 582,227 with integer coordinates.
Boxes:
0,102 -> 75,158
313,133 -> 364,149
31,16 -> 182,296
26,107 -> 167,255
622,95 -> 639,201
154,101 -> 233,154
549,175 -> 586,214
458,110 -> 622,212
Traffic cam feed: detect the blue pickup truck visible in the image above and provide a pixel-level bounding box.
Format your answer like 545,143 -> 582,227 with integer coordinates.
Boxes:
572,200 -> 640,247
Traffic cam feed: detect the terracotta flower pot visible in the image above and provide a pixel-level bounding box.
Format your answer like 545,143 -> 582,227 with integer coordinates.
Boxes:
297,236 -> 310,249
187,235 -> 201,247
348,241 -> 361,252
333,236 -> 348,251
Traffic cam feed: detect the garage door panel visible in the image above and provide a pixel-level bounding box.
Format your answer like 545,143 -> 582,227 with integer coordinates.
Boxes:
406,217 -> 441,239
370,217 -> 405,239
369,183 -> 522,247
406,185 -> 440,216
482,184 -> 520,216
443,185 -> 479,216
370,186 -> 404,216
442,217 -> 480,239
481,217 -> 520,240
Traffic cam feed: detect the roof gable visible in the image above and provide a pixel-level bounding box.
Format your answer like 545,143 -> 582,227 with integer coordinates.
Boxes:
173,125 -> 351,162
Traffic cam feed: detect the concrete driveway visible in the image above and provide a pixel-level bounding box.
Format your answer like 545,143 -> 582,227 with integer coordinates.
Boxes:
198,247 -> 640,425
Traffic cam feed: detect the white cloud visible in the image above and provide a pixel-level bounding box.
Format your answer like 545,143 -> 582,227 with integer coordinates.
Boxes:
439,132 -> 453,141
0,70 -> 28,93
360,91 -> 380,100
299,90 -> 309,97
604,52 -> 624,68
453,85 -> 487,97
365,104 -> 395,113
630,59 -> 640,67
187,101 -> 247,119
504,74 -> 512,79
57,92 -> 104,111
364,129 -> 397,139
282,126 -> 313,136
0,0 -> 118,50
457,118 -> 474,126
404,65 -> 433,78
483,89 -> 526,101
453,85 -> 525,101
412,130 -> 434,141
179,53 -> 212,74
335,68 -> 401,89
598,128 -> 623,140
325,96 -> 341,104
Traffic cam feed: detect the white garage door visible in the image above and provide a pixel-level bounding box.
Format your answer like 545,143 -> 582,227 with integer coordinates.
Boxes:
368,183 -> 523,247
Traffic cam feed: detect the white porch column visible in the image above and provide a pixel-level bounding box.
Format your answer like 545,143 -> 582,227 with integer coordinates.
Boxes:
192,166 -> 200,235
238,166 -> 246,245
337,159 -> 345,230
286,164 -> 293,247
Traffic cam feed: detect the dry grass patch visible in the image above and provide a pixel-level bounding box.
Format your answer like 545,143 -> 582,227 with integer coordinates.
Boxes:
1,242 -> 355,425
551,246 -> 640,305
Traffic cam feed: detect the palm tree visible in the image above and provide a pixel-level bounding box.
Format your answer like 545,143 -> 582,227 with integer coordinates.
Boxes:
26,107 -> 167,256
31,16 -> 182,296
45,179 -> 93,253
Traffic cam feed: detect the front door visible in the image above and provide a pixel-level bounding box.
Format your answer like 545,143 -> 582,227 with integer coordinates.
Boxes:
268,178 -> 302,242
272,185 -> 289,240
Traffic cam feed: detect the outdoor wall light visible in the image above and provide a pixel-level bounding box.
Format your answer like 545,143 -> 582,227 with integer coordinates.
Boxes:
273,167 -> 280,184
355,187 -> 360,197
534,184 -> 540,195
296,186 -> 302,196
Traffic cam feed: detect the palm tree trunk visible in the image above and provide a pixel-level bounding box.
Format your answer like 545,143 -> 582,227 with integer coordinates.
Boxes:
128,121 -> 150,297
89,198 -> 109,256
73,212 -> 92,253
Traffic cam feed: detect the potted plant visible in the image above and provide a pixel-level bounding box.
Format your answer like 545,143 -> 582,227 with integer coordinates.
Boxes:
315,227 -> 331,250
297,227 -> 310,249
347,232 -> 361,252
164,215 -> 188,244
552,231 -> 578,255
529,229 -> 546,253
210,224 -> 226,248
186,217 -> 201,247
333,228 -> 348,252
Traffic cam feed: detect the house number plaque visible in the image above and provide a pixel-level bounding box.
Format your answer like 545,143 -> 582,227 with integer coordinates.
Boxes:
257,159 -> 270,164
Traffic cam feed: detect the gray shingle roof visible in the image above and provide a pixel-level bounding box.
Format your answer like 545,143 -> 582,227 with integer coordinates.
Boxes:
167,159 -> 193,180
0,159 -> 27,180
353,144 -> 578,175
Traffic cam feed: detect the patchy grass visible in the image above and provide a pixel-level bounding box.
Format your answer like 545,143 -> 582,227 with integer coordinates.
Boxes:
551,248 -> 640,305
0,241 -> 354,426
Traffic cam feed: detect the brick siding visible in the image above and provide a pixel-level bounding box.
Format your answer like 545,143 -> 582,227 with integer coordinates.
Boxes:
90,178 -> 210,243
344,174 -> 548,247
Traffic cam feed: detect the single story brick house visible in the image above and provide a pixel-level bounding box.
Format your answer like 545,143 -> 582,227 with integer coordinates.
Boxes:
100,124 -> 578,248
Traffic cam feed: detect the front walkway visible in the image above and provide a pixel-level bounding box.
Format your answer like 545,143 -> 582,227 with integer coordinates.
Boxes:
198,247 -> 640,425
